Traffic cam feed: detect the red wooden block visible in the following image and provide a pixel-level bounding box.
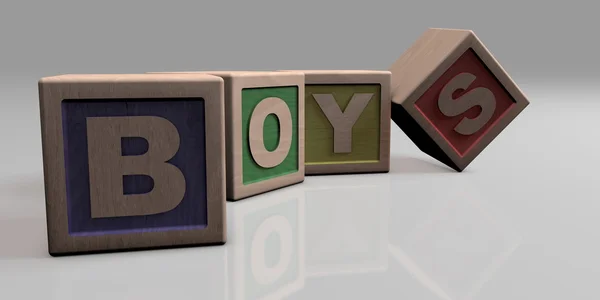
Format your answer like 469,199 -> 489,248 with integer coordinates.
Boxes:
389,28 -> 529,171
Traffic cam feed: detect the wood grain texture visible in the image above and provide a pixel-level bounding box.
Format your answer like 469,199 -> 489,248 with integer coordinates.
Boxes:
388,28 -> 530,172
278,70 -> 391,175
149,71 -> 306,201
306,85 -> 381,164
38,73 -> 227,256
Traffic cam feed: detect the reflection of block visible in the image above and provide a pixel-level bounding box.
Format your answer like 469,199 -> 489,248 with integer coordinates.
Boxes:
279,70 -> 391,175
389,28 -> 529,171
228,188 -> 305,300
53,249 -> 227,300
304,176 -> 390,276
38,74 -> 227,256
389,179 -> 521,300
151,71 -> 305,200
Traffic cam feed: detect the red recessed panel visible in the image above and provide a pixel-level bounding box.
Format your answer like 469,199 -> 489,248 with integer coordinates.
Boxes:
414,49 -> 516,157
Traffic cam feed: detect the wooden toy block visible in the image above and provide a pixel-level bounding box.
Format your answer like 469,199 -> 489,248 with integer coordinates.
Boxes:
388,28 -> 529,172
150,71 -> 305,201
228,187 -> 305,300
279,70 -> 391,175
38,73 -> 226,256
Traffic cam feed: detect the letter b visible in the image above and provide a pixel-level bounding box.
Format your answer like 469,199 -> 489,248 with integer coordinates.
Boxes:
86,116 -> 186,218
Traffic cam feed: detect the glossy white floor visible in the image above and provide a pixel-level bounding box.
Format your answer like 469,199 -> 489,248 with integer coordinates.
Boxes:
1,86 -> 599,299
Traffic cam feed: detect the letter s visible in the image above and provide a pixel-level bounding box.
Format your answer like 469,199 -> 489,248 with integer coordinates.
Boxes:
437,72 -> 496,135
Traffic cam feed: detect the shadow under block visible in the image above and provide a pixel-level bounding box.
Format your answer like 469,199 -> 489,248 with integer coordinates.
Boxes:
388,28 -> 530,172
38,73 -> 227,256
279,70 -> 391,175
151,71 -> 305,201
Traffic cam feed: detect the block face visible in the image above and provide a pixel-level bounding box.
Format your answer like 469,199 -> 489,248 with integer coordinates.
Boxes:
241,87 -> 299,185
61,98 -> 208,235
305,84 -> 381,164
389,29 -> 529,171
413,49 -> 516,157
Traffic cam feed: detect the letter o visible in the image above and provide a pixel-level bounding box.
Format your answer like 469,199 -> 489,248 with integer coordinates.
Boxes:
248,97 -> 293,168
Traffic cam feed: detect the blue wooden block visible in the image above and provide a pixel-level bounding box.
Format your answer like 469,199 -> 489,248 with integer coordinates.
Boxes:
38,74 -> 226,256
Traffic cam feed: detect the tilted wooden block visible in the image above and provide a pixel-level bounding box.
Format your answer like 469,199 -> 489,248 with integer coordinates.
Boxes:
150,71 -> 305,201
279,70 -> 391,175
38,73 -> 227,256
389,28 -> 530,171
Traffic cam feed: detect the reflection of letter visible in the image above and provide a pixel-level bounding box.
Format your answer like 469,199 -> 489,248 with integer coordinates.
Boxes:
248,97 -> 293,168
230,192 -> 305,300
86,116 -> 186,218
437,72 -> 496,135
312,93 -> 373,153
251,215 -> 293,285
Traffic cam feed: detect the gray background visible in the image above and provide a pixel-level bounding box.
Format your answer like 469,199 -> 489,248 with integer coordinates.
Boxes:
2,0 -> 592,173
2,1 -> 600,299
1,0 -> 597,83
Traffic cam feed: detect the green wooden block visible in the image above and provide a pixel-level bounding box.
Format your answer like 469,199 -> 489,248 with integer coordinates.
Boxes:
200,71 -> 306,200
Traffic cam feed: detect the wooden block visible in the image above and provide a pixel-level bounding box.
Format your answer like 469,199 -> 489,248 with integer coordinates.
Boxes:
149,71 -> 305,200
38,73 -> 227,256
279,70 -> 391,175
389,28 -> 530,172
